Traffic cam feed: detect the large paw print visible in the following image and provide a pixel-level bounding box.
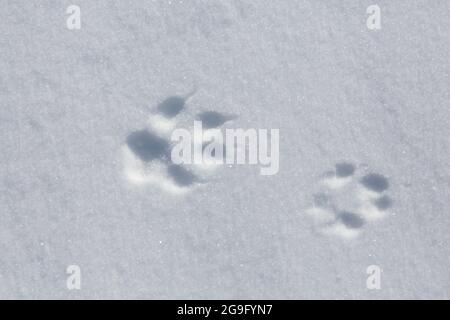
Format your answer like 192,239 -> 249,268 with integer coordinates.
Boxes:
121,91 -> 236,194
306,162 -> 393,239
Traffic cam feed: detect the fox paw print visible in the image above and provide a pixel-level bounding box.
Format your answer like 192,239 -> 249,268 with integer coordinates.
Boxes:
306,162 -> 393,239
122,90 -> 236,194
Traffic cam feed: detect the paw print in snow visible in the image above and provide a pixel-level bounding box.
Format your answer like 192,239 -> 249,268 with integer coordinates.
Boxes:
122,90 -> 236,194
306,162 -> 393,239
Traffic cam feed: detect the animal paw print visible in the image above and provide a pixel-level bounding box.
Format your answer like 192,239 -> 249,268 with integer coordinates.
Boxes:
122,90 -> 236,194
306,162 -> 392,239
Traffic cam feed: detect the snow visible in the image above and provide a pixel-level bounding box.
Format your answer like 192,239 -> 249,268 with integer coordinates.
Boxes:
0,0 -> 449,299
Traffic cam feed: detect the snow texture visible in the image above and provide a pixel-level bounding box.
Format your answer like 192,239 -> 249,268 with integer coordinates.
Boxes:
0,0 -> 449,299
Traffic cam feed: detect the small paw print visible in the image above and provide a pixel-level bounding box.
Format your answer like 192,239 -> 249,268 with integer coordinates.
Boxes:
121,90 -> 236,194
306,162 -> 393,239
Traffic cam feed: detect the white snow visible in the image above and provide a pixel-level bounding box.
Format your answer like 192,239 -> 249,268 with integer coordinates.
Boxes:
0,0 -> 449,299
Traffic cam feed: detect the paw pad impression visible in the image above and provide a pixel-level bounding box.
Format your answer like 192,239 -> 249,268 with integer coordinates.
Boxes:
122,91 -> 235,194
306,162 -> 393,239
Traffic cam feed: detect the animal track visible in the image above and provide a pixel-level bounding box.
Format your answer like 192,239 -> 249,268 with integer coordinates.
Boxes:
196,111 -> 237,129
122,91 -> 236,194
306,162 -> 392,239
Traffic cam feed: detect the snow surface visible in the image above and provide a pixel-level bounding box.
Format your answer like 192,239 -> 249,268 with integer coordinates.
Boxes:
0,0 -> 449,299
